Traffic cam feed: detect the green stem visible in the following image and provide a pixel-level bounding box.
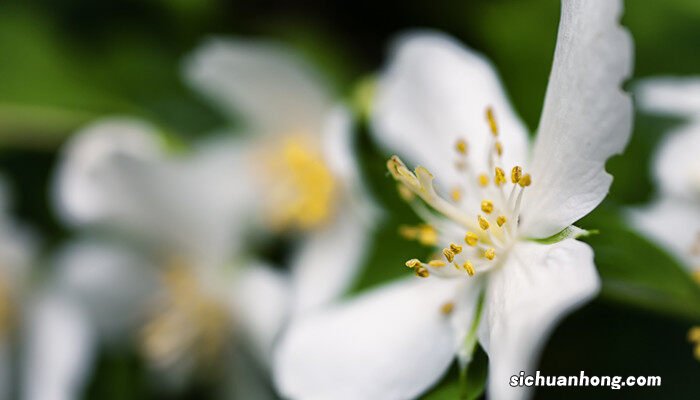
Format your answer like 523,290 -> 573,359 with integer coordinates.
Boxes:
459,290 -> 486,400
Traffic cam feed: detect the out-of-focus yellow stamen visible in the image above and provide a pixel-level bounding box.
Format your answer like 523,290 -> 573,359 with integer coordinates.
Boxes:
495,141 -> 503,156
689,326 -> 700,360
455,139 -> 468,155
397,184 -> 415,202
484,248 -> 496,260
518,174 -> 532,187
440,302 -> 455,315
399,224 -> 438,246
428,260 -> 446,267
464,232 -> 479,246
494,167 -> 507,186
481,200 -> 494,214
449,243 -> 463,254
486,107 -> 498,136
405,259 -> 422,269
478,173 -> 489,187
478,215 -> 490,230
415,266 -> 430,278
511,166 -> 522,184
443,248 -> 456,263
463,261 -> 475,276
497,215 -> 507,227
451,188 -> 462,202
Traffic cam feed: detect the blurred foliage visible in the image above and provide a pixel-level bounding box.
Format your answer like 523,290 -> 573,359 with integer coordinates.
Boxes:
1,0 -> 700,398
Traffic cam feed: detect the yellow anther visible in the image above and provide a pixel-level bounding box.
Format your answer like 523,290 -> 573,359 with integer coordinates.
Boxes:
443,248 -> 456,263
399,225 -> 418,240
428,260 -> 446,267
511,166 -> 522,184
484,248 -> 496,260
405,259 -> 422,269
440,302 -> 455,315
495,141 -> 503,156
463,261 -> 475,276
415,266 -> 430,278
464,232 -> 479,246
399,224 -> 437,246
455,139 -> 468,155
451,187 -> 462,202
478,215 -> 490,230
518,174 -> 532,187
449,243 -> 463,254
455,160 -> 466,171
689,326 -> 700,342
496,215 -> 507,227
397,184 -> 415,202
481,200 -> 494,214
486,106 -> 498,136
494,167 -> 506,186
475,174 -> 488,188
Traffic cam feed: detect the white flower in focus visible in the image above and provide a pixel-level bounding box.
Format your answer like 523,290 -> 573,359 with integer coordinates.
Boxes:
629,78 -> 700,360
274,1 -> 633,400
184,38 -> 377,313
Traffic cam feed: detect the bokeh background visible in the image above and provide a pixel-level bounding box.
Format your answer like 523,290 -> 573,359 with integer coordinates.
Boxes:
1,0 -> 699,399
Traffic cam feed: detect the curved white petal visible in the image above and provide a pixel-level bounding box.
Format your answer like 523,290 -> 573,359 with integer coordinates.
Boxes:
521,0 -> 633,238
230,263 -> 291,366
274,277 -> 472,400
478,239 -> 600,400
628,198 -> 700,270
22,293 -> 95,400
55,119 -> 255,265
650,123 -> 700,201
371,31 -> 529,193
52,240 -> 158,341
636,77 -> 700,119
184,37 -> 333,136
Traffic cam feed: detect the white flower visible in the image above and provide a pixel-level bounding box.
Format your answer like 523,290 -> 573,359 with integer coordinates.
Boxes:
38,119 -> 289,397
628,78 -> 700,360
273,1 -> 632,400
183,38 -> 377,313
629,78 -> 700,277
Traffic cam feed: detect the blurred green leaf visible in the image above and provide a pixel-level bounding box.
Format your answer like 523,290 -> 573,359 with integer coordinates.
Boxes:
580,207 -> 700,321
422,348 -> 488,400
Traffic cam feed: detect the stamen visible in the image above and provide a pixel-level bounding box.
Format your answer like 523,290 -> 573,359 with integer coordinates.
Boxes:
481,200 -> 494,214
518,174 -> 532,187
449,243 -> 463,254
497,215 -> 507,227
397,184 -> 415,202
440,302 -> 455,315
486,107 -> 498,136
398,224 -> 437,246
451,188 -> 462,202
478,215 -> 490,230
494,167 -> 507,186
464,232 -> 479,246
428,260 -> 446,267
478,173 -> 489,187
405,259 -> 422,269
511,166 -> 522,184
495,141 -> 503,157
415,266 -> 430,278
455,139 -> 468,155
484,248 -> 496,260
462,261 -> 475,276
443,248 -> 456,263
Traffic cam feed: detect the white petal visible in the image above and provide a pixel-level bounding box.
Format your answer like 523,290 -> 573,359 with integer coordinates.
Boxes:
230,263 -> 291,366
521,0 -> 633,238
184,38 -> 333,136
628,198 -> 700,270
274,277 -> 474,400
478,239 -> 600,400
0,342 -> 8,400
649,123 -> 700,201
22,293 -> 95,400
371,31 -> 529,193
636,77 -> 700,119
52,240 -> 157,341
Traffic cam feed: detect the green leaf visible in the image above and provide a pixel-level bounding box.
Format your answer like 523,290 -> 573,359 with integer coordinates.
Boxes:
579,207 -> 700,321
422,348 -> 488,400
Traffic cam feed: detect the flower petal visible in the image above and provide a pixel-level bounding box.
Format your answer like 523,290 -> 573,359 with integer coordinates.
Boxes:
230,263 -> 291,366
478,239 -> 600,400
184,37 -> 333,136
371,31 -> 529,192
0,342 -> 8,400
628,198 -> 700,270
22,293 -> 95,400
649,123 -> 700,201
636,77 -> 700,119
274,277 -> 474,400
52,240 -> 158,341
521,0 -> 633,238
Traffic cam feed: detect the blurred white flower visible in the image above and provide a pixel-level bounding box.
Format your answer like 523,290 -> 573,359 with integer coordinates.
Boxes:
274,1 -> 632,400
184,38 -> 377,313
629,78 -> 700,361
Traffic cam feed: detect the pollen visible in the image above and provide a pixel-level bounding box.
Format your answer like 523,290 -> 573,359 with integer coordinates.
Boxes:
518,174 -> 532,187
484,248 -> 496,260
495,141 -> 503,156
478,215 -> 490,230
494,167 -> 507,186
443,248 -> 456,263
451,187 -> 462,202
486,106 -> 498,136
405,258 -> 422,269
478,173 -> 489,187
428,260 -> 446,267
440,302 -> 455,315
449,243 -> 463,254
496,215 -> 507,227
415,266 -> 430,278
511,166 -> 522,184
464,232 -> 479,246
455,139 -> 468,155
481,200 -> 494,214
463,261 -> 475,276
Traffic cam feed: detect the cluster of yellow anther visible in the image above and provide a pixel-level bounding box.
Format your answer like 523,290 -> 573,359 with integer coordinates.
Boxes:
264,136 -> 337,231
392,106 -> 534,281
689,326 -> 700,360
141,262 -> 230,370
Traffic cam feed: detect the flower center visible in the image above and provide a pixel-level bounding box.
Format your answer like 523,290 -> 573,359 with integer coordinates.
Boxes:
388,107 -> 533,279
261,135 -> 337,231
140,262 -> 230,371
